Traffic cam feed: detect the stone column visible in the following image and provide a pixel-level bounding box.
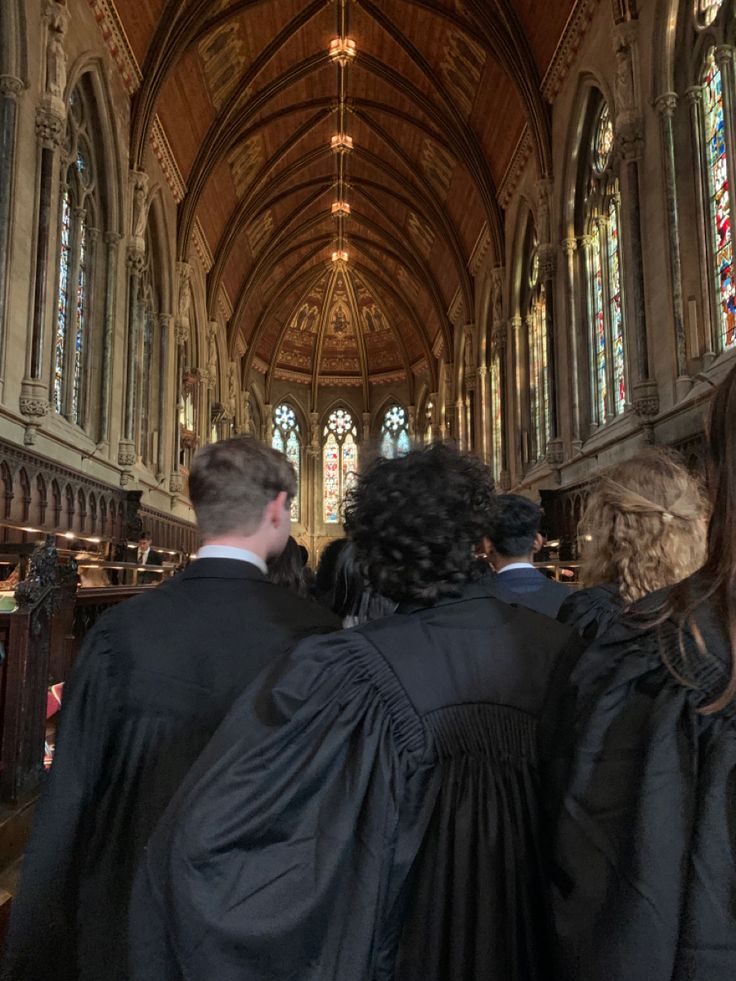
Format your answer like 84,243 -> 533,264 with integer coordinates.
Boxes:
407,403 -> 416,441
686,85 -> 717,361
655,91 -> 689,395
262,404 -> 272,442
61,204 -> 85,419
157,313 -> 173,481
20,100 -> 65,443
99,231 -> 121,443
0,75 -> 24,372
493,320 -> 511,491
562,237 -> 582,450
476,365 -> 489,462
169,319 -> 188,494
509,314 -> 523,474
118,244 -> 144,482
538,241 -> 562,465
614,19 -> 658,420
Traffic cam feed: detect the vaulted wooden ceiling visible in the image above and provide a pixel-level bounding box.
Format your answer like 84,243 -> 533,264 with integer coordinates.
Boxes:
120,0 -> 577,394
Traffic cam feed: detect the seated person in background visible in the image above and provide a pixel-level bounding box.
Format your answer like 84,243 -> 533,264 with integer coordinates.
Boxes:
312,535 -> 349,609
268,535 -> 311,598
75,549 -> 111,588
480,494 -> 572,617
547,364 -> 736,981
0,563 -> 20,591
136,531 -> 162,585
130,443 -> 581,981
331,540 -> 396,626
557,449 -> 707,642
2,437 -> 340,981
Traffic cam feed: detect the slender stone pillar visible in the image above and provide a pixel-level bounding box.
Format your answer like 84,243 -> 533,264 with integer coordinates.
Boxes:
118,245 -> 144,482
538,243 -> 562,465
562,238 -> 582,449
0,75 -> 23,373
476,365 -> 489,463
99,231 -> 120,442
157,313 -> 173,481
686,85 -> 717,361
655,91 -> 689,393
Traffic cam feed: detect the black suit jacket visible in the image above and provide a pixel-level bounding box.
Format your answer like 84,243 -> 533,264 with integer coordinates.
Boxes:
142,548 -> 162,566
3,559 -> 340,981
479,566 -> 572,618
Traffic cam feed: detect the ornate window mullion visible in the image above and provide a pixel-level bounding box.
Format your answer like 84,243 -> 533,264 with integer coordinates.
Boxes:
597,212 -> 616,422
581,233 -> 600,432
62,204 -> 84,420
688,83 -> 719,357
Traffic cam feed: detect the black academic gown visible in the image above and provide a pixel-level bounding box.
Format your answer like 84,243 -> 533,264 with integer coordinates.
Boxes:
2,559 -> 339,981
556,582 -> 624,641
548,573 -> 736,981
479,566 -> 572,617
129,581 -> 580,981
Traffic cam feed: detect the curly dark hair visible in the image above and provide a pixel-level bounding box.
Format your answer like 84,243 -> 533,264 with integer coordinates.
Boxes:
344,442 -> 496,604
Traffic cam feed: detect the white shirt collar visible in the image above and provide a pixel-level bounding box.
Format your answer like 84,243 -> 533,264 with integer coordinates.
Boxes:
195,545 -> 268,575
496,561 -> 536,575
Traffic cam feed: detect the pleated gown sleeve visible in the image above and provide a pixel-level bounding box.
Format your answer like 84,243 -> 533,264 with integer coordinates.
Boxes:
2,624 -> 116,981
556,584 -> 624,642
548,616 -> 736,981
129,629 -> 428,981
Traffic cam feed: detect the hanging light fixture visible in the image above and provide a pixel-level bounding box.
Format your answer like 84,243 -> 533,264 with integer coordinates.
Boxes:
331,201 -> 351,216
331,133 -> 353,152
331,249 -> 349,263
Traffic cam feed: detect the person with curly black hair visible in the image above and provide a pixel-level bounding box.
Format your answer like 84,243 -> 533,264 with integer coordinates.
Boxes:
130,443 -> 581,981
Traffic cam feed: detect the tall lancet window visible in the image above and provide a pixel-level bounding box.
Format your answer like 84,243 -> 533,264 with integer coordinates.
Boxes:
490,351 -> 503,481
703,47 -> 736,350
54,92 -> 97,429
582,99 -> 627,425
272,403 -> 301,522
380,404 -> 410,458
526,248 -> 550,461
323,407 -> 358,523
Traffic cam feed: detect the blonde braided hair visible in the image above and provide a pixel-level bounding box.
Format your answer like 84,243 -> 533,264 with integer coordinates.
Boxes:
579,449 -> 708,606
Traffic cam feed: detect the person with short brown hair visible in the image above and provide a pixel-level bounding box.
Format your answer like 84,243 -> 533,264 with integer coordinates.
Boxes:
3,437 -> 339,981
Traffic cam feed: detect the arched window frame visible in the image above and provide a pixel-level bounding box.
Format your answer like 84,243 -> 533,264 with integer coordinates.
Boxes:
581,98 -> 628,426
272,402 -> 302,522
322,406 -> 359,524
139,242 -> 160,469
53,85 -> 100,430
379,403 -> 410,458
490,346 -> 503,482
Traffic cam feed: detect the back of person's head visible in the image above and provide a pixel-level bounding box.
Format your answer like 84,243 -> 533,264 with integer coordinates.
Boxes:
344,442 -> 496,605
314,537 -> 349,600
268,536 -> 309,598
579,448 -> 707,605
486,494 -> 541,558
331,542 -> 396,625
665,364 -> 736,712
189,437 -> 296,539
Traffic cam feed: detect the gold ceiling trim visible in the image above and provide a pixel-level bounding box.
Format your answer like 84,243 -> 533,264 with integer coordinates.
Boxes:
541,0 -> 600,103
88,0 -> 141,95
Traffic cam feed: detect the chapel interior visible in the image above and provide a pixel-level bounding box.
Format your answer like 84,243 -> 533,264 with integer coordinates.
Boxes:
0,0 -> 732,912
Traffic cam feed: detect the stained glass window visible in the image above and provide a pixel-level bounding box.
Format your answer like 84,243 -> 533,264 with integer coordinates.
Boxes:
490,352 -> 503,481
590,223 -> 607,423
140,303 -> 154,463
54,186 -> 72,414
379,404 -> 410,458
607,199 -> 626,412
593,102 -> 613,174
322,408 -> 358,523
696,0 -> 724,29
583,97 -> 627,425
72,216 -> 87,426
703,48 -> 736,351
272,403 -> 301,521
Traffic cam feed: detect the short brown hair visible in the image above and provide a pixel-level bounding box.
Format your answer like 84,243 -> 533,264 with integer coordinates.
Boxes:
189,437 -> 296,538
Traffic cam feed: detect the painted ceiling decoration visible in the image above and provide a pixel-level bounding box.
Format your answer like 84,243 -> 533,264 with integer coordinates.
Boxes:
97,0 -> 591,396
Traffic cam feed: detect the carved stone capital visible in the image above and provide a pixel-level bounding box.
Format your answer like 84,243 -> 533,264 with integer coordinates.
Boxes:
632,379 -> 659,419
126,245 -> 146,276
562,237 -> 577,258
19,395 -> 49,419
119,470 -> 135,488
685,84 -> 703,108
537,243 -> 557,281
546,437 -> 564,467
174,321 -> 189,345
169,472 -> 183,494
104,230 -> 122,247
0,75 -> 24,99
117,439 -> 137,468
617,116 -> 645,161
654,91 -> 678,118
158,312 -> 173,330
35,101 -> 65,148
714,45 -> 734,69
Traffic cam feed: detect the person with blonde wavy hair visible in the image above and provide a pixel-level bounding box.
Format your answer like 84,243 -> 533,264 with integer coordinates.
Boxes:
557,448 -> 707,641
